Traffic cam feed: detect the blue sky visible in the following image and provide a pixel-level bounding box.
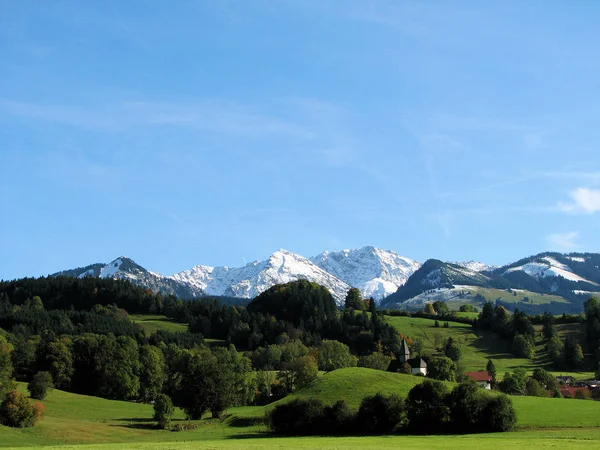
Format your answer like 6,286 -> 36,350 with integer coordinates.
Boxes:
1,0 -> 600,279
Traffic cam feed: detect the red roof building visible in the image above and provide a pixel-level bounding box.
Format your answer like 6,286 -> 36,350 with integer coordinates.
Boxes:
465,371 -> 492,389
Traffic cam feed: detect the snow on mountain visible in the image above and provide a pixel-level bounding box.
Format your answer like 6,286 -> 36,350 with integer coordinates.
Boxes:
504,256 -> 599,285
171,249 -> 352,304
309,246 -> 421,302
454,261 -> 497,273
53,257 -> 199,298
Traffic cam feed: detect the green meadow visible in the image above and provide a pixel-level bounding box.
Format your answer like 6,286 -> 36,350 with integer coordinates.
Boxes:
384,314 -> 594,378
3,368 -> 600,449
129,315 -> 188,334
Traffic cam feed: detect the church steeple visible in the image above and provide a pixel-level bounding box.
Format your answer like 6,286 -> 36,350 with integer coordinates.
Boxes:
399,339 -> 410,363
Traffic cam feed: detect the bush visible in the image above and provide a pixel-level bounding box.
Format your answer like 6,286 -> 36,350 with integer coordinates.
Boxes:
355,393 -> 405,434
268,398 -> 326,435
406,380 -> 450,434
322,400 -> 353,434
448,381 -> 487,434
524,379 -> 547,397
0,390 -> 44,428
28,371 -> 54,400
153,394 -> 175,429
574,389 -> 592,400
428,356 -> 456,382
481,395 -> 516,432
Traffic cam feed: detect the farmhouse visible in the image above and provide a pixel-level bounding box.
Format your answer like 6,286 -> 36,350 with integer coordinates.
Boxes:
465,371 -> 493,389
556,375 -> 575,385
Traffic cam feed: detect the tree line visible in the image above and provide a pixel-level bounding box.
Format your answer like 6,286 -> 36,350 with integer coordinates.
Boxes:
269,379 -> 516,436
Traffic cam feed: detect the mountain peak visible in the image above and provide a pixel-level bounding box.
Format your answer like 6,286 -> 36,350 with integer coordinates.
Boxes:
309,247 -> 421,302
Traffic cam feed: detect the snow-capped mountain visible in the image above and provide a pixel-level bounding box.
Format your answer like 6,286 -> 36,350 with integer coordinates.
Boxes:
454,261 -> 497,273
52,257 -> 198,299
381,259 -> 491,308
309,246 -> 420,302
503,255 -> 598,285
171,249 -> 352,304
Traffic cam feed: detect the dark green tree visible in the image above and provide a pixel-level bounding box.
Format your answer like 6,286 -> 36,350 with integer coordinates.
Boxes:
428,356 -> 456,382
153,393 -> 174,429
447,381 -> 485,433
316,340 -> 357,372
406,380 -> 450,434
27,371 -> 53,400
356,393 -> 405,434
486,359 -> 497,385
481,395 -> 516,432
139,345 -> 166,403
344,288 -> 364,310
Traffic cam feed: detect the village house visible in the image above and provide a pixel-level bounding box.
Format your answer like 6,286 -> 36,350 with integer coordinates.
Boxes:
556,375 -> 575,385
465,371 -> 493,390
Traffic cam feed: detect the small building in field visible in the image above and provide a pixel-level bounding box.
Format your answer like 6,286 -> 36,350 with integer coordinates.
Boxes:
465,371 -> 493,389
387,339 -> 428,376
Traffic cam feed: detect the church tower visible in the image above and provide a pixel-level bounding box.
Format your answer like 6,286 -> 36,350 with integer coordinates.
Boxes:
399,339 -> 410,363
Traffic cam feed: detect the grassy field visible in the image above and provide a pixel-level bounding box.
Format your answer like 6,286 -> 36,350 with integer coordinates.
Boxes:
6,430 -> 600,450
3,368 -> 600,448
384,314 -> 594,378
129,315 -> 188,334
384,315 -> 533,373
473,287 -> 568,305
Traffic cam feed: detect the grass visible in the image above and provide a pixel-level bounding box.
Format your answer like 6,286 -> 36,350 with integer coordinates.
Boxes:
472,288 -> 568,305
129,315 -> 188,334
277,367 -> 450,409
4,368 -> 600,449
385,314 -> 595,379
384,315 -> 533,373
6,431 -> 600,450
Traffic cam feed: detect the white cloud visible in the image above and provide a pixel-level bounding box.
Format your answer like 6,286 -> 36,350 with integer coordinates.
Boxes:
546,232 -> 583,251
558,188 -> 600,214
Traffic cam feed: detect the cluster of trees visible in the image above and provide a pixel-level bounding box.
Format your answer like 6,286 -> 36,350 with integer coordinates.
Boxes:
0,335 -> 45,428
183,280 -> 404,358
0,277 -> 166,314
0,277 -> 412,423
497,368 -> 557,397
475,303 -> 537,359
269,380 -> 516,436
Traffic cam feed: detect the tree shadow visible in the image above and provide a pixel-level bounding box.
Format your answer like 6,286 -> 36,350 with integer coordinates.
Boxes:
110,423 -> 159,430
114,417 -> 155,423
225,432 -> 273,440
227,417 -> 265,427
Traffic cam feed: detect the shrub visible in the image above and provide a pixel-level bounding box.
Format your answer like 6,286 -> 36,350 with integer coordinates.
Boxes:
355,393 -> 405,434
524,379 -> 547,397
448,381 -> 487,434
428,356 -> 456,382
481,395 -> 516,432
268,398 -> 326,435
153,394 -> 175,429
406,380 -> 450,434
322,400 -> 353,434
28,371 -> 54,400
574,389 -> 592,400
0,390 -> 44,428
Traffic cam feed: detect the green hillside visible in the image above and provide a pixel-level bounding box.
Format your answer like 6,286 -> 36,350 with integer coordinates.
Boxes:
277,367 -> 450,409
129,314 -> 188,333
384,315 -> 533,373
4,369 -> 600,449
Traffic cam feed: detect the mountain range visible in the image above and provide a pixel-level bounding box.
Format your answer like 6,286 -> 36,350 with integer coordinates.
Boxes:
49,248 -> 600,312
51,247 -> 421,305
